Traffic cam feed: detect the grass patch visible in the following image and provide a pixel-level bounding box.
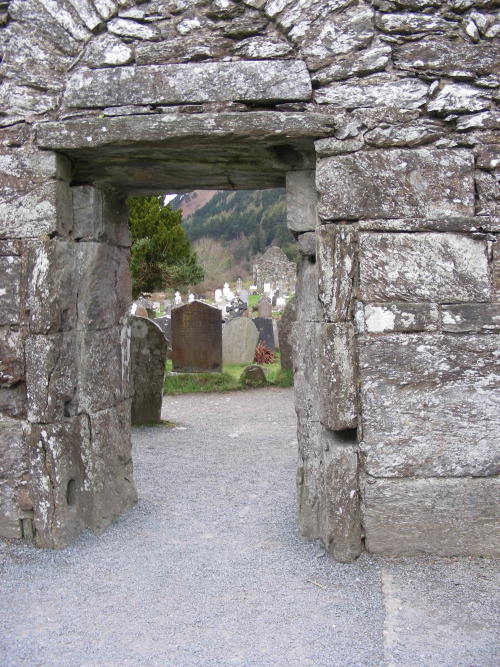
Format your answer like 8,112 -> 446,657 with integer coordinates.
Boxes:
164,356 -> 293,395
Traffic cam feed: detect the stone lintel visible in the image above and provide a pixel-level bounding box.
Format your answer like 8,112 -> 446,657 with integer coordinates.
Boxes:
356,302 -> 439,334
357,216 -> 500,233
64,61 -> 312,108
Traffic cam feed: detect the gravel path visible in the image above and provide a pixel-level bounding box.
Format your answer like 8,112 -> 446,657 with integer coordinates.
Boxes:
1,387 -> 499,666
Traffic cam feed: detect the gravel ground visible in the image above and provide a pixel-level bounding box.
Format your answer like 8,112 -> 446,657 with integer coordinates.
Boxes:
1,387 -> 499,666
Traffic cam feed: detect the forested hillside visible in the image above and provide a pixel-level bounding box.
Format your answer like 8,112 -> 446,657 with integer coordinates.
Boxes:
171,189 -> 294,256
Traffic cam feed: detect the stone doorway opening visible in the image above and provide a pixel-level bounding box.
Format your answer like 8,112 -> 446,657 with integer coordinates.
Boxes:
20,112 -> 333,551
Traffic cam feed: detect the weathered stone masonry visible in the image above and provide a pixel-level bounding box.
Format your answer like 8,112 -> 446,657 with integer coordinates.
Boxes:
0,0 -> 499,558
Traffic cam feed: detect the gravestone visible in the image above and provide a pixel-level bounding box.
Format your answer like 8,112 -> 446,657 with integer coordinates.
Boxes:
129,316 -> 168,425
155,316 -> 171,343
258,296 -> 272,318
240,364 -> 267,387
135,306 -> 148,318
240,289 -> 249,307
172,301 -> 222,372
253,316 -> 275,352
277,297 -> 296,371
222,318 -> 259,365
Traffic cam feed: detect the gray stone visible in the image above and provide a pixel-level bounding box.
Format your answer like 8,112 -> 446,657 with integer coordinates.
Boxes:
286,170 -> 317,233
82,33 -> 134,68
239,364 -> 267,387
314,136 -> 365,156
253,316 -> 275,352
456,111 -> 500,132
361,476 -> 500,557
395,39 -> 500,78
154,316 -> 172,342
0,328 -> 24,387
295,256 -> 322,323
300,9 -> 374,70
297,232 -> 316,257
428,84 -> 491,115
322,436 -> 361,563
0,383 -> 27,420
317,149 -> 475,220
257,297 -> 272,318
64,61 -> 312,108
317,224 -> 356,323
493,242 -> 500,300
476,145 -> 500,170
0,257 -> 21,326
222,317 -> 259,365
315,76 -> 429,110
475,170 -> 500,215
233,36 -> 292,59
130,316 -> 168,425
107,17 -> 160,40
359,333 -> 500,478
296,419 -> 322,540
364,121 -> 445,148
441,304 -> 500,332
356,303 -> 439,334
319,323 -> 357,431
357,215 -> 500,232
172,301 -> 222,373
359,232 -> 490,303
277,297 -> 296,371
72,186 -> 131,247
312,46 -> 391,85
376,12 -> 452,34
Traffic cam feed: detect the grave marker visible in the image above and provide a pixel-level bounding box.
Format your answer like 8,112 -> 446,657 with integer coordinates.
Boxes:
172,301 -> 222,372
222,318 -> 259,365
253,316 -> 275,351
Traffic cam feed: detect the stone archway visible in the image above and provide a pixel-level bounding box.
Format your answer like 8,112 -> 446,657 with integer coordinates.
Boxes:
1,0 -> 499,560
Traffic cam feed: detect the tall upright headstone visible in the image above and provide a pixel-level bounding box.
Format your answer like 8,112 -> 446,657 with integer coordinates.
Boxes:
222,318 -> 259,365
257,296 -> 272,318
129,316 -> 168,425
172,301 -> 222,372
253,316 -> 275,351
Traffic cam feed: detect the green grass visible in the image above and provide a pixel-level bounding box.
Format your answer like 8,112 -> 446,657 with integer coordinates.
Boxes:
164,356 -> 293,395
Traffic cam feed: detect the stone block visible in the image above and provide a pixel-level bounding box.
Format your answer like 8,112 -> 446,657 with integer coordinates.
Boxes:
27,417 -> 90,549
317,224 -> 356,322
0,256 -> 21,326
25,333 -> 78,424
64,61 -> 312,108
364,121 -> 445,148
296,419 -> 323,541
317,149 -> 475,220
493,241 -> 500,301
277,297 -> 296,371
23,240 -> 78,334
292,322 -> 320,425
0,413 -> 27,485
476,170 -> 500,216
295,256 -> 322,323
319,323 -> 358,431
87,400 -> 137,534
394,39 -> 500,78
356,303 -> 439,334
322,438 -> 361,563
0,482 -> 22,539
358,333 -> 500,478
286,170 -> 317,233
358,216 -> 500,233
297,232 -> 316,257
315,76 -> 429,109
76,243 -> 131,331
361,476 -> 500,557
79,328 -> 130,414
442,304 -> 500,333
0,384 -> 27,419
475,145 -> 500,171
130,317 -> 168,425
358,232 -> 490,303
72,186 -> 131,247
0,327 -> 24,387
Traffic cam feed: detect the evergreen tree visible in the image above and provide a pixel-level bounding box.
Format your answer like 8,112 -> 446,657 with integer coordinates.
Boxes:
128,196 -> 204,297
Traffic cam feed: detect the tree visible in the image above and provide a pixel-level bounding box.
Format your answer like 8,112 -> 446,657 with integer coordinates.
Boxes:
128,196 -> 204,297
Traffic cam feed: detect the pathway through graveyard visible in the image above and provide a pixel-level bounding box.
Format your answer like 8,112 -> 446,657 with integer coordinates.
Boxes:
1,387 -> 499,666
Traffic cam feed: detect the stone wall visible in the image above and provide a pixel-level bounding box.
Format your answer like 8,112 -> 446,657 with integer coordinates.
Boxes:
0,0 -> 498,558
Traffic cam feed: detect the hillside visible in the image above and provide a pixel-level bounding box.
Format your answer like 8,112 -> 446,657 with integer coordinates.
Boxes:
171,188 -> 295,261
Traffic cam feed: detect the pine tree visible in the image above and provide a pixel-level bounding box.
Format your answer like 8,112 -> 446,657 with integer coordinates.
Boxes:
128,196 -> 205,297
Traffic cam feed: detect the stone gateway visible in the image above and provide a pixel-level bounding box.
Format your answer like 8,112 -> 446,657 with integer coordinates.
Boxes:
0,0 -> 498,560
